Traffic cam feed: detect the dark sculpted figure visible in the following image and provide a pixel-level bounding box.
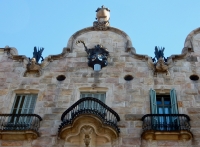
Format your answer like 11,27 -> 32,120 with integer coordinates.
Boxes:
76,40 -> 109,70
147,46 -> 172,76
25,47 -> 44,77
33,46 -> 44,63
152,46 -> 168,63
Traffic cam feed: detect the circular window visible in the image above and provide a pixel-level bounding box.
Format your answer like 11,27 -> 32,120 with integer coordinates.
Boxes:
124,75 -> 134,81
190,74 -> 199,81
56,75 -> 66,81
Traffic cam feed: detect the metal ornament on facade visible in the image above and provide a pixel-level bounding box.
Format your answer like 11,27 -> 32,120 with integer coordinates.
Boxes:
76,40 -> 109,71
24,47 -> 44,77
147,46 -> 173,76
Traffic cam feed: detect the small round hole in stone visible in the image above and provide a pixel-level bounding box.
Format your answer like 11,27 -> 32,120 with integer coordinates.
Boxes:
190,75 -> 199,81
124,75 -> 134,81
56,75 -> 66,81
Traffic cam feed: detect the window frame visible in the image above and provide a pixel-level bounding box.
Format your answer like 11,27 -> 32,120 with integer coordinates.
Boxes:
150,88 -> 179,130
11,94 -> 38,115
150,88 -> 179,114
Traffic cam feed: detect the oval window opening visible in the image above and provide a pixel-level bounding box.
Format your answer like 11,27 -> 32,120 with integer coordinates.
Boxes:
190,75 -> 199,81
124,75 -> 133,81
56,75 -> 66,81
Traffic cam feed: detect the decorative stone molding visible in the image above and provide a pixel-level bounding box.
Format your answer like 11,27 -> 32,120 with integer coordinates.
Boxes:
93,21 -> 110,31
24,58 -> 42,77
142,130 -> 192,141
147,57 -> 173,76
12,55 -> 28,62
79,87 -> 108,92
58,115 -> 119,146
0,130 -> 39,140
14,89 -> 39,94
81,126 -> 93,147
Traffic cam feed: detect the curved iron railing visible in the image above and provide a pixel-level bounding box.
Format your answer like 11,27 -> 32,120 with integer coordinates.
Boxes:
59,97 -> 120,133
0,114 -> 42,131
142,114 -> 191,132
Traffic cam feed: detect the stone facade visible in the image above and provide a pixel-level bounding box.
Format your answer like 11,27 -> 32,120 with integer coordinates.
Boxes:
1,7 -> 200,147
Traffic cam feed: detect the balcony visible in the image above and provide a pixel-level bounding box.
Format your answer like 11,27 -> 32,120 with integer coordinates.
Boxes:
141,114 -> 193,141
0,114 -> 42,140
58,97 -> 120,146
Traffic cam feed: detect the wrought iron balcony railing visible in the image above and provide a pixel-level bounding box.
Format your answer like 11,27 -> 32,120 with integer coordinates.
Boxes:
142,114 -> 191,132
59,97 -> 120,133
0,114 -> 42,132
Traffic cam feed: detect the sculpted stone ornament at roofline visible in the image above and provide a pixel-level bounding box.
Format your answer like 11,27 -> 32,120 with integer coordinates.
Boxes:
147,46 -> 173,76
24,58 -> 42,77
93,5 -> 110,30
24,47 -> 48,77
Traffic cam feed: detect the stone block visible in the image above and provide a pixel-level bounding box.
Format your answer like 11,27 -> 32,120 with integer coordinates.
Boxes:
43,102 -> 56,107
51,108 -> 66,113
61,89 -> 72,95
0,90 -> 8,96
105,78 -> 119,83
39,128 -> 52,136
122,137 -> 141,145
40,120 -> 55,128
127,101 -> 144,107
125,114 -> 143,121
127,128 -> 142,137
117,121 -> 128,128
184,89 -> 198,95
40,78 -> 52,84
43,114 -> 60,120
32,137 -> 52,146
187,108 -> 200,114
71,78 -> 87,83
154,77 -> 164,85
157,140 -> 179,146
112,101 -> 125,107
112,107 -> 132,114
1,141 -> 23,146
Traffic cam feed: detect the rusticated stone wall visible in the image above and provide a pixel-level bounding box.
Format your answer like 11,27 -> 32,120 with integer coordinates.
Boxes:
0,27 -> 200,147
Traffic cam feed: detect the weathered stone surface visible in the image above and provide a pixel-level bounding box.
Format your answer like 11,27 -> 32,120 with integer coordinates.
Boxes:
117,121 -> 128,128
0,17 -> 199,147
187,108 -> 200,114
1,141 -> 23,146
43,114 -> 60,120
184,89 -> 198,95
125,114 -> 143,121
32,137 -> 52,146
122,137 -> 141,145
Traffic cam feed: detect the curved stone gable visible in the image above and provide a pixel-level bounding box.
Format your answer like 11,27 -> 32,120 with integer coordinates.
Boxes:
66,27 -> 135,53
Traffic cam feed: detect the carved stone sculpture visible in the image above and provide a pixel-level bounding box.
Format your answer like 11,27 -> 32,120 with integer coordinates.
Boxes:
24,58 -> 41,77
147,46 -> 173,76
24,47 -> 45,77
93,5 -> 110,30
93,21 -> 110,30
81,126 -> 93,147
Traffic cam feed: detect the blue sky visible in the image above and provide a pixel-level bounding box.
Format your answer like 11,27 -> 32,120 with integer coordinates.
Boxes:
1,1 -> 200,59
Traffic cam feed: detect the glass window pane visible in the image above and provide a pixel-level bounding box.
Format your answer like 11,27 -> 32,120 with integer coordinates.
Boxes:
164,107 -> 170,114
156,98 -> 162,104
158,107 -> 163,114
